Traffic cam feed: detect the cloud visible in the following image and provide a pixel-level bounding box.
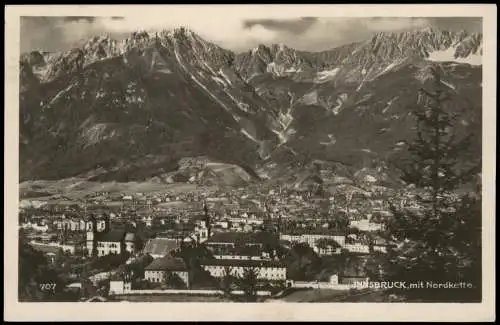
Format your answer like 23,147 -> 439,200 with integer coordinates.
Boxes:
427,17 -> 482,32
62,17 -> 97,23
239,18 -> 431,51
20,16 -> 482,54
363,17 -> 429,31
243,17 -> 318,35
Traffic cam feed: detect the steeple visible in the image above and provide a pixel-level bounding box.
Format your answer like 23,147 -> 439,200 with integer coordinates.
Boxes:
203,200 -> 211,240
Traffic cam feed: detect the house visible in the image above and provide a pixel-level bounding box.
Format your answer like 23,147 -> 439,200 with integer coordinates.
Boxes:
371,237 -> 391,253
349,219 -> 385,232
280,230 -> 345,249
30,222 -> 49,233
54,218 -> 85,232
200,259 -> 287,281
86,217 -> 137,257
29,241 -> 77,255
344,243 -> 370,254
210,245 -> 270,261
215,220 -> 230,229
313,238 -> 342,256
142,238 -> 180,259
109,280 -> 132,295
89,230 -> 136,257
144,256 -> 190,287
141,215 -> 153,227
205,231 -> 276,249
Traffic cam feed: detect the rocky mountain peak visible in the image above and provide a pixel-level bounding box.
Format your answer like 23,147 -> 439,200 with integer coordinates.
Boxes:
19,26 -> 482,182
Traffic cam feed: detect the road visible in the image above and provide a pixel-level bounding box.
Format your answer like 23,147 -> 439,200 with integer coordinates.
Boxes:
268,288 -> 384,303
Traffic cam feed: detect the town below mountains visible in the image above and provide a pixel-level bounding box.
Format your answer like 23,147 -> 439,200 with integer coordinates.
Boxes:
19,26 -> 482,302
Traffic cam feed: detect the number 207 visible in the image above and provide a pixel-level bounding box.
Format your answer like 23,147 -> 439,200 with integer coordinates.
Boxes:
39,283 -> 56,291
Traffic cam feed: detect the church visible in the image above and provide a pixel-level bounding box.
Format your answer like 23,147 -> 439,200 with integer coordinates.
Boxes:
85,215 -> 137,257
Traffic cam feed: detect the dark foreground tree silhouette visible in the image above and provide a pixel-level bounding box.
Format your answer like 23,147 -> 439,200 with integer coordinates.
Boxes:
220,266 -> 235,297
163,271 -> 187,289
18,236 -> 68,301
385,64 -> 482,302
236,267 -> 259,302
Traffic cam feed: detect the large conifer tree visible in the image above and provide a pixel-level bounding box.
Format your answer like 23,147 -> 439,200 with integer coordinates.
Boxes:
385,64 -> 482,302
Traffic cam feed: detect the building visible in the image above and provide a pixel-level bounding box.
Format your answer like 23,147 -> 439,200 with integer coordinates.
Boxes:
109,280 -> 132,295
280,230 -> 345,249
142,238 -> 180,259
201,259 -> 287,281
54,218 -> 86,232
29,241 -> 77,255
349,219 -> 385,232
144,256 -> 190,287
205,231 -> 275,249
313,238 -> 342,256
371,237 -> 391,253
210,245 -> 270,261
24,222 -> 49,233
86,216 -> 137,257
286,274 -> 340,289
344,243 -> 370,254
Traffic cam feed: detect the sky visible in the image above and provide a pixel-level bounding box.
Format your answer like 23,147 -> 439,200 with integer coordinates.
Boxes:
20,16 -> 483,54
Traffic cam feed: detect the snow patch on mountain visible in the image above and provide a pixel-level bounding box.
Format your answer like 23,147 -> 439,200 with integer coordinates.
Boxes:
80,123 -> 118,148
427,46 -> 482,66
300,90 -> 319,106
320,134 -> 337,146
49,84 -> 76,105
314,68 -> 339,83
241,129 -> 259,144
375,60 -> 405,79
332,93 -> 348,115
211,76 -> 228,87
278,111 -> 294,130
382,96 -> 399,114
218,69 -> 233,86
440,80 -> 457,91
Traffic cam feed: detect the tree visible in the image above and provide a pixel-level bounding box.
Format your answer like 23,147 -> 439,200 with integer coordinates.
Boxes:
285,243 -> 322,281
173,245 -> 214,288
125,254 -> 154,281
385,65 -> 482,302
237,267 -> 259,302
220,266 -> 235,297
18,240 -> 67,301
163,271 -> 187,289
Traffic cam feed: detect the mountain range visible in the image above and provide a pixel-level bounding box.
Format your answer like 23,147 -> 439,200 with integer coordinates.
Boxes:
19,27 -> 482,188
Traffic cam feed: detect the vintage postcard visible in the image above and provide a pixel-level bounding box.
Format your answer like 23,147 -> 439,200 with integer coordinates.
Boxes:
4,4 -> 496,322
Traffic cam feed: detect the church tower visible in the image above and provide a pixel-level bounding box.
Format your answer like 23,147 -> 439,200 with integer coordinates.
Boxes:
86,215 -> 97,257
203,200 -> 211,240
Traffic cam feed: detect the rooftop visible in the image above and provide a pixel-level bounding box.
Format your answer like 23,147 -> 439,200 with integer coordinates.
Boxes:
124,233 -> 135,242
206,231 -> 277,245
200,258 -> 286,268
29,243 -> 61,255
280,228 -> 345,236
95,229 -> 127,243
142,238 -> 180,257
210,245 -> 263,257
145,256 -> 187,272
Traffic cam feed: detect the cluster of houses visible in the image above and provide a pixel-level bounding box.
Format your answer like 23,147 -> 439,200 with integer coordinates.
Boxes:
279,220 -> 391,256
138,228 -> 288,289
21,185 -> 398,298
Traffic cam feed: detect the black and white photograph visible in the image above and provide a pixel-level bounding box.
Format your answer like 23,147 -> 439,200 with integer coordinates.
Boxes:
5,4 -> 496,322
